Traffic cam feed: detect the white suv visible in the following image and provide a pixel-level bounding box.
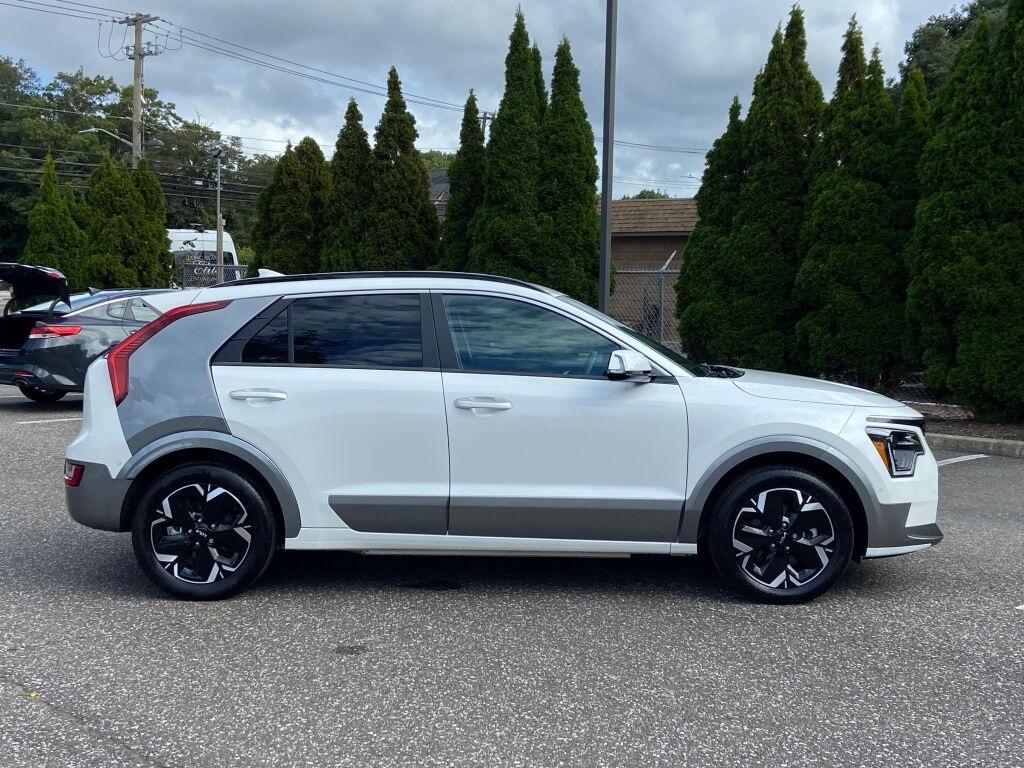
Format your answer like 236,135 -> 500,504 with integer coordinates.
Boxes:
64,272 -> 941,602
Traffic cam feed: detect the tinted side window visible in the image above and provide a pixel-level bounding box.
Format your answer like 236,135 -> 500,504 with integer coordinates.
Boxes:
292,294 -> 422,367
241,306 -> 289,364
80,299 -> 129,321
441,295 -> 619,377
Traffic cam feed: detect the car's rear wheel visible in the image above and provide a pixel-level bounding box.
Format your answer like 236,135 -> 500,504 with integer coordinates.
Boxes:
18,383 -> 67,402
706,466 -> 854,604
131,462 -> 277,600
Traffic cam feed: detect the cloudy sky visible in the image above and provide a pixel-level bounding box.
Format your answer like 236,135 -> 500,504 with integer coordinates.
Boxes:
1,0 -> 948,196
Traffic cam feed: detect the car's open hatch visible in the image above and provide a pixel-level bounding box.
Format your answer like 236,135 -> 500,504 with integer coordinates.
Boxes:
0,263 -> 71,313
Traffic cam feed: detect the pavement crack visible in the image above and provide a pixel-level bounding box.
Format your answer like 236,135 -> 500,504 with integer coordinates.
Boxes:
0,672 -> 180,768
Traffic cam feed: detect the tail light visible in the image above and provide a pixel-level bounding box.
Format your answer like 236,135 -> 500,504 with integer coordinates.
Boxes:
107,300 -> 231,405
64,460 -> 84,487
30,324 -> 82,339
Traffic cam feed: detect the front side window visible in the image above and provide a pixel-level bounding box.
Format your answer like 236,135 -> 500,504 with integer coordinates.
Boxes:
127,298 -> 160,323
441,294 -> 619,377
240,294 -> 423,368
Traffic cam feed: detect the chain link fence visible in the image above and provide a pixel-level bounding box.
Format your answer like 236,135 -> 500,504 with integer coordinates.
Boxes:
176,262 -> 248,289
608,253 -> 681,352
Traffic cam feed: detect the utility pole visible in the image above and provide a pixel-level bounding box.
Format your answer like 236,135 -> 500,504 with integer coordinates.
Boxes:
212,149 -> 225,283
598,0 -> 618,313
118,12 -> 160,169
480,110 -> 492,135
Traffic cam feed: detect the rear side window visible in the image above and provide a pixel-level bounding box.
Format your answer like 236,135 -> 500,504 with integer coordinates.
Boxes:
237,294 -> 424,368
242,307 -> 289,363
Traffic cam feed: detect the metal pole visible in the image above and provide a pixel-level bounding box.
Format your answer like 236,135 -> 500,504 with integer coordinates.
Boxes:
598,0 -> 618,313
131,16 -> 143,169
215,153 -> 224,283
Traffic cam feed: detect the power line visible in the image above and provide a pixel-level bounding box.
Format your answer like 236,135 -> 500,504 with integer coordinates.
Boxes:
0,0 -> 106,21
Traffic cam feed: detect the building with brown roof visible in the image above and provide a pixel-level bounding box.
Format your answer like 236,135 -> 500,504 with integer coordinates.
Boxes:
609,197 -> 698,351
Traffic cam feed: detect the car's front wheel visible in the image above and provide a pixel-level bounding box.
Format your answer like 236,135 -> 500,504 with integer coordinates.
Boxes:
131,462 -> 278,600
706,466 -> 854,604
18,384 -> 67,402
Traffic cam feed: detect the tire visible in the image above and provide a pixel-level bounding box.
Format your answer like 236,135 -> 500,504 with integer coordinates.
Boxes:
706,466 -> 854,604
19,384 -> 67,403
131,462 -> 278,600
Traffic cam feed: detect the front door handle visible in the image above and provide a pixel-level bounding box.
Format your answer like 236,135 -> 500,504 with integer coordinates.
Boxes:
454,397 -> 512,411
230,388 -> 288,402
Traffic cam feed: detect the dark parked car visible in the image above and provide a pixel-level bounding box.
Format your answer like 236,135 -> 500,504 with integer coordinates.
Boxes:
0,263 -> 168,402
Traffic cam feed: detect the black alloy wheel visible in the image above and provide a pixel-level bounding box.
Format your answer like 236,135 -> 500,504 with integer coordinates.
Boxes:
707,466 -> 854,603
132,463 -> 277,600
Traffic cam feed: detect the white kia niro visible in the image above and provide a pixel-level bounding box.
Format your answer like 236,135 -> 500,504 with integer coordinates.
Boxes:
64,272 -> 941,602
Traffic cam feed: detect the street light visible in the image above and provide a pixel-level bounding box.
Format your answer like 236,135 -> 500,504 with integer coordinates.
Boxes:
78,127 -> 164,152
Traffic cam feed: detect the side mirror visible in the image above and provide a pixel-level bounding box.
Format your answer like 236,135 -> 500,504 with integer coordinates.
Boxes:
606,349 -> 654,382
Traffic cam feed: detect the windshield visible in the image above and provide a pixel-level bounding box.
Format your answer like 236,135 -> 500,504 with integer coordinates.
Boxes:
557,296 -> 708,376
17,292 -> 114,315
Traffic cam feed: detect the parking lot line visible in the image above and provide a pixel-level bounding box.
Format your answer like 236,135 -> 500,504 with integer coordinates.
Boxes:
15,417 -> 83,425
937,454 -> 988,467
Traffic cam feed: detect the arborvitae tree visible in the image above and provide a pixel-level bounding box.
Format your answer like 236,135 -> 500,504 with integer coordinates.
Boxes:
84,154 -> 167,288
359,67 -> 439,270
532,43 -> 547,124
321,99 -> 372,271
252,137 -> 330,275
909,2 -> 1024,418
676,96 -> 747,362
438,91 -> 485,271
891,68 -> 931,227
21,155 -> 85,287
130,158 -> 170,284
795,22 -> 902,387
689,10 -> 823,369
536,38 -> 600,304
905,19 -> 1001,409
469,10 -> 541,280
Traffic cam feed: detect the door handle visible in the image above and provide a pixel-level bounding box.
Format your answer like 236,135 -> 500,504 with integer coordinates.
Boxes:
454,397 -> 512,411
230,388 -> 288,402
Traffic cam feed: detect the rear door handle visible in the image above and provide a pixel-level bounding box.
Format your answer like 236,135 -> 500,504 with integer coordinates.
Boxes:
454,397 -> 512,411
230,388 -> 288,402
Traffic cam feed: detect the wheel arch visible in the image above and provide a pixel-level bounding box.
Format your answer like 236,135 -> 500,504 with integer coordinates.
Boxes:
118,431 -> 300,541
683,438 -> 872,560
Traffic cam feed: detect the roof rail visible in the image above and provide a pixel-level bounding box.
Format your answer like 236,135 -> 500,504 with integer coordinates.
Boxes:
217,270 -> 549,292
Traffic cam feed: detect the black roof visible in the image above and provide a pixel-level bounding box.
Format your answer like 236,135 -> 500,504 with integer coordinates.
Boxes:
218,270 -> 552,293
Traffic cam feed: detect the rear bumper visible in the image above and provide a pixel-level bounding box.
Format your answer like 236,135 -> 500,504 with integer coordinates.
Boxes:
65,459 -> 131,532
0,359 -> 82,392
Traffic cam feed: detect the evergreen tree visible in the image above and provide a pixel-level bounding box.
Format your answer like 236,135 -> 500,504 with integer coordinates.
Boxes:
438,90 -> 485,271
676,96 -> 747,362
252,137 -> 330,275
130,158 -> 170,283
532,43 -> 547,124
469,10 -> 541,280
536,38 -> 600,304
321,99 -> 372,271
684,10 -> 823,369
795,22 -> 902,387
905,19 -> 1001,408
891,68 -> 931,228
20,155 -> 85,287
359,67 -> 439,270
84,154 -> 167,288
908,2 -> 1024,417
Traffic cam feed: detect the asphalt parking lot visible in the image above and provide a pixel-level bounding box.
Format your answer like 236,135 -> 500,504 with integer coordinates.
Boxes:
0,383 -> 1021,767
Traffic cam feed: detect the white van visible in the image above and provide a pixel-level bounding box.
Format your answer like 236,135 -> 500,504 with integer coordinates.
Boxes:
168,227 -> 243,286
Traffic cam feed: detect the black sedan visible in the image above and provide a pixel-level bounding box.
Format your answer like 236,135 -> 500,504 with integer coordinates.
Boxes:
0,263 -> 168,402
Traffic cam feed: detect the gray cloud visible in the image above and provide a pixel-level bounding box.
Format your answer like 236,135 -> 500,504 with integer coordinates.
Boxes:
2,0 -> 946,195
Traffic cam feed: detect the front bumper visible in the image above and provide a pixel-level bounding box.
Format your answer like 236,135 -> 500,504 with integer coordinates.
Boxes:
65,459 -> 131,532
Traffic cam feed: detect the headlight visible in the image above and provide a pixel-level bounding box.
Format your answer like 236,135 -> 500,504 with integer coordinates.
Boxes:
868,429 -> 925,477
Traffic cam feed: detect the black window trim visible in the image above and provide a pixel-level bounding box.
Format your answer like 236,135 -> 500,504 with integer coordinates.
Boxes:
212,290 -> 439,371
432,290 -> 631,381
